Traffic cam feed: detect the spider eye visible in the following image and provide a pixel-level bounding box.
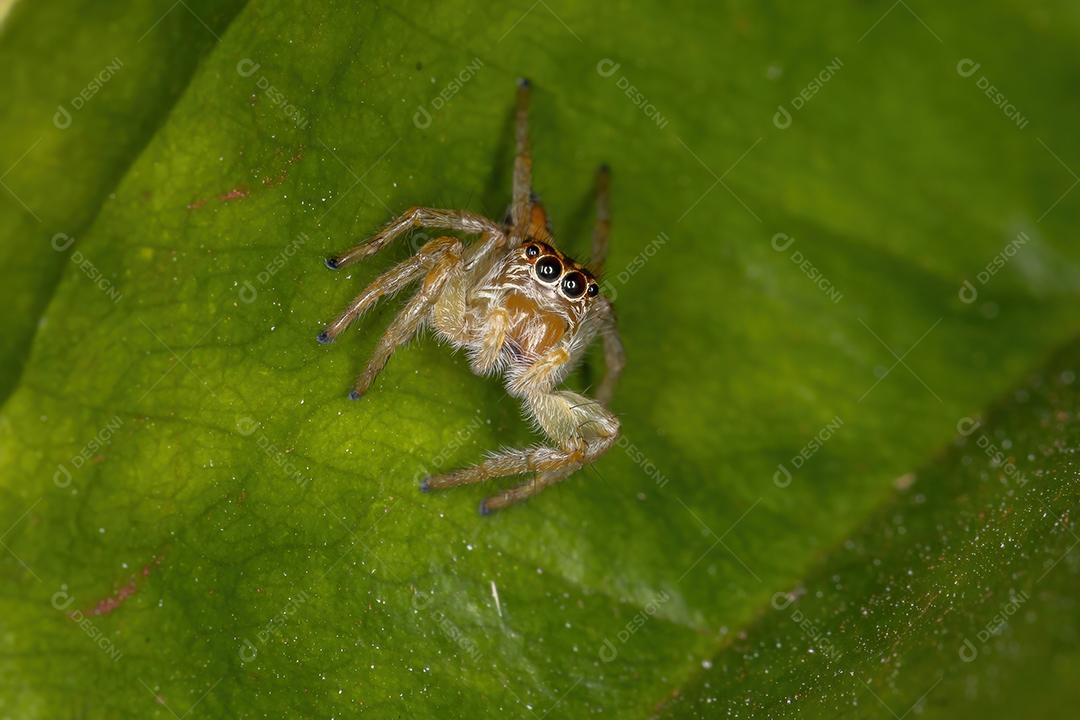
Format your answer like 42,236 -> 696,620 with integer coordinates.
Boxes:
587,283 -> 599,297
535,256 -> 562,283
561,271 -> 587,299
525,244 -> 540,258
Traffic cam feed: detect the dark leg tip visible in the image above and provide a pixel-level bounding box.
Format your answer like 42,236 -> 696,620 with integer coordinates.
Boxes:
478,500 -> 493,516
598,162 -> 611,174
324,257 -> 340,270
348,389 -> 362,401
517,77 -> 531,89
419,479 -> 430,493
316,331 -> 333,345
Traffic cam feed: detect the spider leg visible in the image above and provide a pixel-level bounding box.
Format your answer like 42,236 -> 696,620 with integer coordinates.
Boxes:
594,297 -> 625,408
325,206 -> 502,269
461,230 -> 506,271
349,239 -> 463,399
470,308 -> 510,374
502,192 -> 552,242
422,443 -> 586,491
509,78 -> 533,245
480,464 -> 579,514
318,236 -> 461,344
529,195 -> 552,236
506,345 -> 571,398
590,164 -> 611,275
421,389 -> 619,513
585,165 -> 622,407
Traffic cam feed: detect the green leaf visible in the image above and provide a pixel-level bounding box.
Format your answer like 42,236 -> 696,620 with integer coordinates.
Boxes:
0,0 -> 248,401
1,0 -> 1078,717
661,347 -> 1080,717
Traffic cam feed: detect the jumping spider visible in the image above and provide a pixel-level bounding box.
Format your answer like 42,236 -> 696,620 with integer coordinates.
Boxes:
317,79 -> 624,514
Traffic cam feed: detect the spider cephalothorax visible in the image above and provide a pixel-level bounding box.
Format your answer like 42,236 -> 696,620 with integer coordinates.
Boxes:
468,239 -> 601,384
317,79 -> 624,513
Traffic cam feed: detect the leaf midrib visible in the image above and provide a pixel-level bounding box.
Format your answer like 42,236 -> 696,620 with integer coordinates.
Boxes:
645,333 -> 1078,718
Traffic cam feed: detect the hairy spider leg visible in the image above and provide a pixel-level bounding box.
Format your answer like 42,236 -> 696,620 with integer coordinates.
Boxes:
324,206 -> 502,270
422,388 -> 619,511
318,236 -> 463,344
349,238 -> 464,399
480,464 -> 579,514
591,164 -> 612,275
510,78 -> 534,246
594,298 -> 625,408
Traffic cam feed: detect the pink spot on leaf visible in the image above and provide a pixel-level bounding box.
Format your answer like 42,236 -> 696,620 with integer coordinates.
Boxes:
217,186 -> 250,203
185,146 -> 303,209
75,554 -> 164,618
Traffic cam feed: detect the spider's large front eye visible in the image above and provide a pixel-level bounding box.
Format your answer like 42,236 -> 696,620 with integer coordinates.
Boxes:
561,271 -> 587,299
525,244 -> 540,259
535,256 -> 562,283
